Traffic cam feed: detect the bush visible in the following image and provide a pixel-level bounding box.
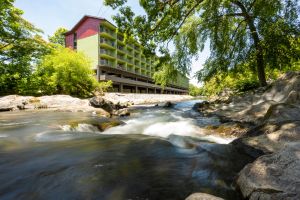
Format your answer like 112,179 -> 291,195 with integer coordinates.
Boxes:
21,47 -> 112,97
234,79 -> 260,92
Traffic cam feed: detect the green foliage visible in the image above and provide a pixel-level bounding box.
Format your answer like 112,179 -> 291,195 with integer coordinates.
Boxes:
0,0 -> 50,95
105,0 -> 300,87
200,65 -> 259,96
94,80 -> 113,96
48,27 -> 68,46
34,47 -> 102,97
189,84 -> 202,96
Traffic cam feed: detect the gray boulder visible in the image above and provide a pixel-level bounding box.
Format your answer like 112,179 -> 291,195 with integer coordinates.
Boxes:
237,143 -> 300,200
185,193 -> 224,200
232,120 -> 300,154
263,103 -> 300,123
89,96 -> 115,113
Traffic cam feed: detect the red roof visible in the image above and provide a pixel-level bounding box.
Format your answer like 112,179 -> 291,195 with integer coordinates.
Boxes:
65,15 -> 116,35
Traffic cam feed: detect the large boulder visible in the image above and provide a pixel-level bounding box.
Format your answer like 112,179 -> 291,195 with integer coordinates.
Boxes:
262,103 -> 300,123
260,71 -> 300,103
185,193 -> 224,200
89,96 -> 115,113
232,120 -> 300,154
237,143 -> 300,200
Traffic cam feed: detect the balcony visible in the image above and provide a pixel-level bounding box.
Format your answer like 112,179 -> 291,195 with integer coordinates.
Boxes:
100,59 -> 114,67
127,59 -> 134,65
99,26 -> 115,39
100,38 -> 115,50
117,45 -> 126,54
100,49 -> 115,57
117,35 -> 124,41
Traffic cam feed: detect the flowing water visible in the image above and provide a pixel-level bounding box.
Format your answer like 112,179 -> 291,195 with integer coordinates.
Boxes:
0,100 -> 253,200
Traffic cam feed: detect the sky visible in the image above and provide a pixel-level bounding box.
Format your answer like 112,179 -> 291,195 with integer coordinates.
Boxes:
14,0 -> 210,86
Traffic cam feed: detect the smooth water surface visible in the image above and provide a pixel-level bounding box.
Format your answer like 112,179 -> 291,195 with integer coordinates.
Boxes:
0,100 -> 252,200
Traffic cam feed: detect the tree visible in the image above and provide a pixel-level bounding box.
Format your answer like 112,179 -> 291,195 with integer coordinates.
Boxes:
31,47 -> 111,97
0,0 -> 49,94
48,27 -> 68,46
189,84 -> 202,96
105,0 -> 300,86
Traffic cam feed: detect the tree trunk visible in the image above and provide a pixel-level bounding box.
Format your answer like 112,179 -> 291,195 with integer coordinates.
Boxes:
232,1 -> 267,87
248,20 -> 267,87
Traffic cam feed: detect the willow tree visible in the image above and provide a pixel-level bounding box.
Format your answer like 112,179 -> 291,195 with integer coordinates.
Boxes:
105,0 -> 300,86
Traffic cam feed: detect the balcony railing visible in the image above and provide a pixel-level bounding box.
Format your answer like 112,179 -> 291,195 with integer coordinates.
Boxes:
100,59 -> 114,67
117,45 -> 126,52
100,26 -> 115,36
117,55 -> 125,61
100,49 -> 114,57
100,38 -> 115,47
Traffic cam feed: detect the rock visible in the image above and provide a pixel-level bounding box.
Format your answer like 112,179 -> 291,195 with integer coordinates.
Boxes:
237,143 -> 300,200
162,101 -> 174,108
114,102 -> 128,110
97,120 -> 125,131
65,118 -> 125,132
0,107 -> 13,112
205,122 -> 248,137
113,108 -> 130,117
185,193 -> 224,200
199,71 -> 300,124
232,120 -> 300,154
17,104 -> 25,110
263,103 -> 300,123
193,101 -> 210,111
89,96 -> 115,113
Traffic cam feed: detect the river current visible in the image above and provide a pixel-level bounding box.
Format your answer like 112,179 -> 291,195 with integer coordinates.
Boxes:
0,100 -> 253,200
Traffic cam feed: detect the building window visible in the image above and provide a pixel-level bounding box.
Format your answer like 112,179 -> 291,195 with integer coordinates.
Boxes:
73,33 -> 77,49
99,25 -> 104,32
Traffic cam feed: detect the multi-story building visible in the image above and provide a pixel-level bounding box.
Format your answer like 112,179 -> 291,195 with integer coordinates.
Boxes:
65,15 -> 189,94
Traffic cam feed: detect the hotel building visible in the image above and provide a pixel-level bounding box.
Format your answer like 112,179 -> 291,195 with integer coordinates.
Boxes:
65,15 -> 189,94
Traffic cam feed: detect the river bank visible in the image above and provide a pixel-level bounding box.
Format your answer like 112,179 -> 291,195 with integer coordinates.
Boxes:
193,71 -> 300,199
0,93 -> 193,114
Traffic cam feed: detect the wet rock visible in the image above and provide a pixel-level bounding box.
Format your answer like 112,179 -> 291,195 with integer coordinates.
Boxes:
65,118 -> 125,132
97,120 -> 125,131
193,101 -> 210,112
113,108 -> 130,117
89,96 -> 115,113
237,143 -> 300,200
185,193 -> 224,200
162,101 -> 174,108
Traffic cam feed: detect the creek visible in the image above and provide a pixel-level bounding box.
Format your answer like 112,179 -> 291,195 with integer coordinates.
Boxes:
0,100 -> 253,200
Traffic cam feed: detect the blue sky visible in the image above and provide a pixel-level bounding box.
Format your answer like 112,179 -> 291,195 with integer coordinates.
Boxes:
15,0 -> 209,86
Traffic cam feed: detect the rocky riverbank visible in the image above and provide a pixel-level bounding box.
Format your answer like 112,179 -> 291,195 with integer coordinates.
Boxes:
0,93 -> 193,114
193,71 -> 300,199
